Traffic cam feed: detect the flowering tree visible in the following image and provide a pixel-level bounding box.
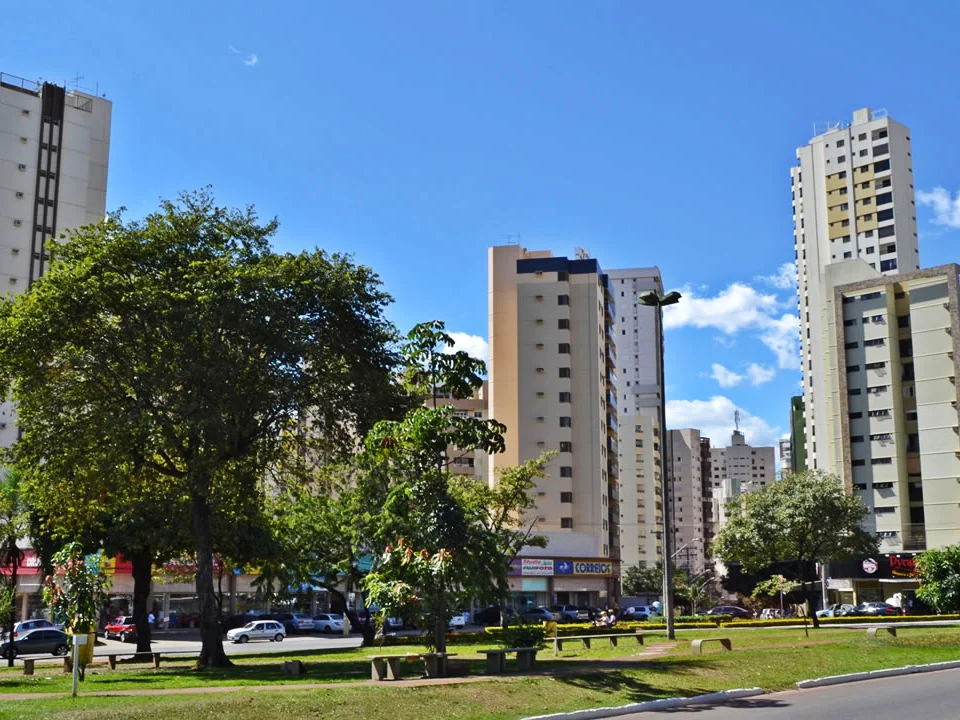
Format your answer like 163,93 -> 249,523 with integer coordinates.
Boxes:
43,543 -> 111,637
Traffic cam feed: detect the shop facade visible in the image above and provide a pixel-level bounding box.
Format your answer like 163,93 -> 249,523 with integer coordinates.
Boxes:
826,553 -> 920,609
508,557 -> 618,610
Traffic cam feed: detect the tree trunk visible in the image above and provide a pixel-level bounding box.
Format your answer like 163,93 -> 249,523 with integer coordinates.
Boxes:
132,552 -> 153,657
191,492 -> 231,667
434,585 -> 447,655
798,562 -> 819,629
6,545 -> 17,668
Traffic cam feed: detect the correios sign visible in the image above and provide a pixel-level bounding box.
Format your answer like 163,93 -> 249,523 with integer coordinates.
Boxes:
509,558 -> 614,577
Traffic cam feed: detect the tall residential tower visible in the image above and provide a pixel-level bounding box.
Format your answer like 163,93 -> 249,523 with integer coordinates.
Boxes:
792,108 -> 918,473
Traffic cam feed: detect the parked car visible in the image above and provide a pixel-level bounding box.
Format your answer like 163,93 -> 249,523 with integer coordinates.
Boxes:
265,613 -> 313,634
519,607 -> 562,624
1,628 -> 70,659
225,620 -> 286,644
471,606 -> 515,627
846,602 -> 901,617
12,619 -> 59,639
703,605 -> 753,619
816,603 -> 856,618
104,616 -> 138,642
448,613 -> 467,629
622,605 -> 661,620
550,605 -> 590,623
313,613 -> 345,634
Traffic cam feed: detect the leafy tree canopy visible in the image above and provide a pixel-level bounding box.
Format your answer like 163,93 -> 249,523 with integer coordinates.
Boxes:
916,545 -> 960,613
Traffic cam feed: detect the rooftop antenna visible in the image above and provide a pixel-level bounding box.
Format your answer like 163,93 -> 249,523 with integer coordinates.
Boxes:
574,247 -> 589,260
734,409 -> 741,432
503,233 -> 521,245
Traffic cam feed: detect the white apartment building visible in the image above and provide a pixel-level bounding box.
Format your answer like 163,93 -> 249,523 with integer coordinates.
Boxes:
710,430 -> 776,532
825,263 -> 960,554
667,429 -> 705,573
607,268 -> 664,571
488,245 -> 619,607
779,438 -> 793,477
0,73 -> 112,448
793,107 -> 918,472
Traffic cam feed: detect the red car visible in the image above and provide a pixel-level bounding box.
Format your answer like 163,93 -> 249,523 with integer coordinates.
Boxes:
104,616 -> 138,642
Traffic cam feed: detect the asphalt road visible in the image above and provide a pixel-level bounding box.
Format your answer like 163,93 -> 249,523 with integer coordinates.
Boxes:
622,668 -> 960,719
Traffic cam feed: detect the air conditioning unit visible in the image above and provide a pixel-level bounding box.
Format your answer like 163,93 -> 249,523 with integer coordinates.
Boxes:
12,219 -> 21,227
17,164 -> 26,171
19,137 -> 27,144
15,191 -> 24,199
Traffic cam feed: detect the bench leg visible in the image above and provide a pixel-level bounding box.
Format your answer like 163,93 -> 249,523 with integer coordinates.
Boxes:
386,657 -> 403,680
721,640 -> 732,652
108,655 -> 117,670
581,638 -> 591,650
610,636 -> 618,648
516,651 -> 537,672
63,657 -> 72,673
153,653 -> 161,669
635,635 -> 644,645
423,655 -> 445,678
23,659 -> 34,676
484,655 -> 503,675
371,658 -> 388,681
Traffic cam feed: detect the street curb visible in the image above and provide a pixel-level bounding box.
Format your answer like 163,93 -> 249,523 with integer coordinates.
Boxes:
519,688 -> 765,720
797,659 -> 960,689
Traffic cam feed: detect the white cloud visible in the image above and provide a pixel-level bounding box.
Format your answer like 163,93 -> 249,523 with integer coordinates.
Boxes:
445,332 -> 488,363
228,45 -> 241,54
756,262 -> 798,290
713,336 -> 735,349
244,54 -> 260,67
666,396 -> 781,448
746,363 -> 775,386
663,282 -> 799,370
917,187 -> 960,229
710,363 -> 743,388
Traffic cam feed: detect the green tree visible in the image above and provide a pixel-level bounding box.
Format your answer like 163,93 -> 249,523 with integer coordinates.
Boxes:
362,321 -> 545,654
711,470 -> 876,628
752,574 -> 801,611
0,470 -> 28,666
621,564 -> 663,596
0,190 -> 404,666
916,545 -> 960,613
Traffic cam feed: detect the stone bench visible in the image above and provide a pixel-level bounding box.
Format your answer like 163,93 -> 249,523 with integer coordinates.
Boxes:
691,637 -> 732,654
368,652 -> 458,681
551,632 -> 644,653
478,647 -> 538,674
867,627 -> 897,638
104,650 -> 200,670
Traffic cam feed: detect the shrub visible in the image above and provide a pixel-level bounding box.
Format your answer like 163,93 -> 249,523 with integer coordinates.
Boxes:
499,623 -> 546,650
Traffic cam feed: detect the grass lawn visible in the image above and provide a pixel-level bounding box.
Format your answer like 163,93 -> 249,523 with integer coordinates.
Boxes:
2,626 -> 960,719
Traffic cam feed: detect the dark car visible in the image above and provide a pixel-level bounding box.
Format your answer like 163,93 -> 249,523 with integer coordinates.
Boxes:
704,605 -> 753,619
264,613 -> 298,634
550,605 -> 590,623
847,602 -> 901,617
1,628 -> 70,659
12,619 -> 59,639
472,606 -> 515,627
104,615 -> 138,642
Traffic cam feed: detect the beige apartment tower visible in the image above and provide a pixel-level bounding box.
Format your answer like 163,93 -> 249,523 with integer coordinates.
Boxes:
825,263 -> 960,553
667,429 -> 705,573
0,73 -> 112,448
793,108 -> 918,472
607,268 -> 665,572
710,430 -> 776,533
488,245 -> 619,606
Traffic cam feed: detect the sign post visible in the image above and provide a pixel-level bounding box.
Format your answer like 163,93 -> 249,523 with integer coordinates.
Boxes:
71,633 -> 87,697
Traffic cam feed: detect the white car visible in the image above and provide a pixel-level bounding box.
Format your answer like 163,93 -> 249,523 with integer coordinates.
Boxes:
313,613 -> 345,633
448,612 -> 468,629
623,605 -> 661,620
291,613 -> 315,632
225,620 -> 286,644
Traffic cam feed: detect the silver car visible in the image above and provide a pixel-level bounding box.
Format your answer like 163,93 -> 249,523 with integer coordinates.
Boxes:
225,620 -> 286,644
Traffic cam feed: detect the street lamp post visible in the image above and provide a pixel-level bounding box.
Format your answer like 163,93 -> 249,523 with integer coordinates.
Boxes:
639,289 -> 681,640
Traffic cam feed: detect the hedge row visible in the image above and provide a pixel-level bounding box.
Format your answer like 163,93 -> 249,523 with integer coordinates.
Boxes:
821,613 -> 960,625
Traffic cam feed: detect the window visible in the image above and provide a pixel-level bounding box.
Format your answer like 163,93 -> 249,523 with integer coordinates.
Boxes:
846,341 -> 859,349
838,155 -> 846,163
839,187 -> 848,195
881,258 -> 898,272
864,338 -> 885,347
844,319 -> 858,327
836,139 -> 845,147
560,466 -> 573,477
559,441 -> 572,452
870,433 -> 892,441
535,294 -> 543,302
874,159 -> 891,172
868,409 -> 890,417
877,209 -> 894,222
874,506 -> 895,513
838,171 -> 847,179
899,339 -> 913,357
866,246 -> 875,254
843,251 -> 852,259
557,295 -> 569,305
878,224 -> 896,238
846,364 -> 860,372
873,143 -> 889,155
875,192 -> 892,205
558,318 -> 570,330
849,388 -> 862,396
859,149 -> 868,157
536,367 -> 544,375
861,291 -> 882,300
840,203 -> 849,211
849,411 -> 863,419
897,315 -> 910,328
867,385 -> 889,394
843,296 -> 856,305
558,391 -> 571,403
560,492 -> 573,503
558,343 -> 571,354
559,367 -> 571,378
862,181 -> 871,188
862,196 -> 872,205
560,518 -> 574,529
853,482 -> 867,490
858,133 -> 867,141
851,436 -> 864,443
865,362 -> 885,369
852,459 -> 865,467
841,219 -> 850,227
559,416 -> 572,427
557,271 -> 569,281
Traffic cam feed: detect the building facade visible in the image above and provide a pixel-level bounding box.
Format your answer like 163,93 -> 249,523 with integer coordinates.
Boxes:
793,107 -> 918,473
827,263 -> 960,554
710,431 -> 776,532
667,429 -> 705,573
488,245 -> 620,607
607,268 -> 665,573
779,439 -> 793,477
700,436 -> 715,551
432,382 -> 489,480
790,395 -> 807,473
0,72 -> 111,449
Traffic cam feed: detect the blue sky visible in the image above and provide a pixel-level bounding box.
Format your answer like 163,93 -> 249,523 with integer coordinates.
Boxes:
6,1 -> 960,450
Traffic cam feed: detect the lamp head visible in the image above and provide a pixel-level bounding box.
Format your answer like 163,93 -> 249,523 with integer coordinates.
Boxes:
638,291 -> 659,307
662,290 -> 682,306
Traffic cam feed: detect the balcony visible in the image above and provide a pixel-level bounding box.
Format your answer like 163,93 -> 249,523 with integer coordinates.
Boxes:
606,391 -> 618,411
607,460 -> 619,480
604,300 -> 616,318
903,524 -> 926,552
607,414 -> 618,434
607,437 -> 618,454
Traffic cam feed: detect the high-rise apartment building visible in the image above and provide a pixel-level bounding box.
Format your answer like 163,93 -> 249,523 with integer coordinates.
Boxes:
793,107 -> 918,472
667,429 -> 705,573
710,431 -> 776,532
779,439 -> 793,477
790,395 -> 807,474
0,73 -> 112,448
700,436 -> 715,550
432,382 -> 488,480
607,268 -> 664,570
488,245 -> 620,606
824,263 -> 960,553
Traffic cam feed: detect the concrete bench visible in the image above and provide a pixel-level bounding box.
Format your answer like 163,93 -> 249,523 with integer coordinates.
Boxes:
867,627 -> 897,638
479,647 -> 538,674
551,632 -> 644,653
367,652 -> 458,681
105,650 -> 199,669
691,637 -> 732,654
